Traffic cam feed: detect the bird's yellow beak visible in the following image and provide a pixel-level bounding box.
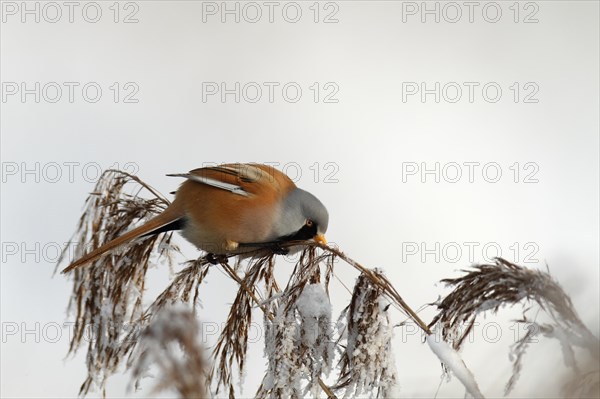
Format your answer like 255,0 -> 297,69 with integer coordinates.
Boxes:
314,234 -> 327,245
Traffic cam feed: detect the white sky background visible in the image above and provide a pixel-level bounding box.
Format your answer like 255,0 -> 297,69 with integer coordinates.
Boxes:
1,1 -> 599,398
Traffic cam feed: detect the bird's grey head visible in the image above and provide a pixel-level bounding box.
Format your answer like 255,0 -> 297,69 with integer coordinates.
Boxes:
273,188 -> 329,243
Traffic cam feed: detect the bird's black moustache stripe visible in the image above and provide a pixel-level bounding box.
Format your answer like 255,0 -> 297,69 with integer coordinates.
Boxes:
278,223 -> 318,242
239,223 -> 318,248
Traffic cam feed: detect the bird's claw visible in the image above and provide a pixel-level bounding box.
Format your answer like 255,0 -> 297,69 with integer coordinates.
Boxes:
206,253 -> 228,265
269,244 -> 289,255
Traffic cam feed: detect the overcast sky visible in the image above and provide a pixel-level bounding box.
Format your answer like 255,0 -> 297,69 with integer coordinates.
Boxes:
1,1 -> 599,398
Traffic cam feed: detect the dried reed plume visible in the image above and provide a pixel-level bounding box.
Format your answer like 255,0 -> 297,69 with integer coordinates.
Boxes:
334,269 -> 398,398
56,169 -> 179,395
255,249 -> 336,398
130,305 -> 208,398
430,257 -> 599,395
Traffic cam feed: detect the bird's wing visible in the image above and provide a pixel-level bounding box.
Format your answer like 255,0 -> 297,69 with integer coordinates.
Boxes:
166,172 -> 250,196
168,163 -> 296,196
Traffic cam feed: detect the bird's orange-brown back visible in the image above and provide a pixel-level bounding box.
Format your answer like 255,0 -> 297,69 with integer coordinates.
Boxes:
173,164 -> 296,245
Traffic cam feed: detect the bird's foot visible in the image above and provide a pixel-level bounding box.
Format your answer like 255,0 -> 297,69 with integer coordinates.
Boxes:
206,253 -> 228,265
269,243 -> 289,255
225,240 -> 239,251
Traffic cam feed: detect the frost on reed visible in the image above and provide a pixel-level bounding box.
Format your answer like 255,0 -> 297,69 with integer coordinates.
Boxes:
429,257 -> 599,395
334,269 -> 399,398
130,305 -> 208,398
426,332 -> 483,399
256,250 -> 336,399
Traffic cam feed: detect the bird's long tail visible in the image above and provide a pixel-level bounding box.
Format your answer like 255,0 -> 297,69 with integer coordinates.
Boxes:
61,207 -> 185,274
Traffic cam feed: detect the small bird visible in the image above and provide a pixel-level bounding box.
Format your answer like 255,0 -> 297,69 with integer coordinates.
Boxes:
62,163 -> 328,273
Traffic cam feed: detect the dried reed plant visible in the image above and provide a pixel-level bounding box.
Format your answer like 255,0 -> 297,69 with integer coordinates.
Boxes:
58,169 -> 432,398
254,249 -> 336,398
118,257 -> 212,370
130,305 -> 208,398
562,368 -> 600,398
209,254 -> 273,398
58,169 -> 597,399
334,269 -> 398,398
56,170 -> 179,395
429,257 -> 599,395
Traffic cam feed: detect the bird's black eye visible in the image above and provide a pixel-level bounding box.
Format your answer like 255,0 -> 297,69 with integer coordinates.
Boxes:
306,219 -> 313,227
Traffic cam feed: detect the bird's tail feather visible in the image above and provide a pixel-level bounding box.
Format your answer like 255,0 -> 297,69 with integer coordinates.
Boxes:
61,207 -> 184,274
